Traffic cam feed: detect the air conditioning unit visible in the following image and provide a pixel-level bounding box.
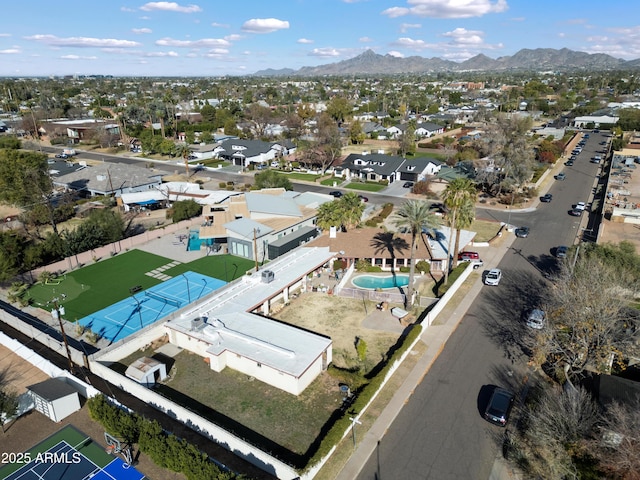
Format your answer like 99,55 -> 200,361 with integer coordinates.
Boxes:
261,270 -> 275,283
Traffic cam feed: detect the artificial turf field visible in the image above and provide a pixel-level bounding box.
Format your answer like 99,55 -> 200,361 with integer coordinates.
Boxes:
26,250 -> 254,322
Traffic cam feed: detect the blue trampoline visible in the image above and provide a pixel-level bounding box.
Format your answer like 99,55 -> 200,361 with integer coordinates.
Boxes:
77,271 -> 225,343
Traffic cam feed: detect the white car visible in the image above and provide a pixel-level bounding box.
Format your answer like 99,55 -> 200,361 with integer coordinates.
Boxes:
526,309 -> 546,329
575,202 -> 587,211
484,268 -> 502,286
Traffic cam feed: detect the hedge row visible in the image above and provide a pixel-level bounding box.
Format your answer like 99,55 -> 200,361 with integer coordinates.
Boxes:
87,395 -> 241,480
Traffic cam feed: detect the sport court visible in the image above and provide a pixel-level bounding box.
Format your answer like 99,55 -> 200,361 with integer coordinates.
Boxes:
0,425 -> 144,480
78,271 -> 225,343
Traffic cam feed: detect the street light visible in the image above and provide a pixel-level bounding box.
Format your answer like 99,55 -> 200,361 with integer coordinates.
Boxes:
349,417 -> 362,447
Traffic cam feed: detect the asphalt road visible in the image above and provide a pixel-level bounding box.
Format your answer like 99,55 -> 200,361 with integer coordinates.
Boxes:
354,132 -> 606,479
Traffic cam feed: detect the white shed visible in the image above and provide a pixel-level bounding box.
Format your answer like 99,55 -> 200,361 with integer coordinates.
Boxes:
125,357 -> 168,387
27,378 -> 81,422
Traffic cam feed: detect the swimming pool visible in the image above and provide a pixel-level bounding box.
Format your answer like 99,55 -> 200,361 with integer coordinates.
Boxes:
352,274 -> 410,290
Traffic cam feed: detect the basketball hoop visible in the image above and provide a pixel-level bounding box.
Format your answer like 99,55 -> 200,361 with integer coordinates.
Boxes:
105,444 -> 115,455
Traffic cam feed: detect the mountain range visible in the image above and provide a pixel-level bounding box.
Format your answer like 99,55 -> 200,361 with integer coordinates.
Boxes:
253,48 -> 640,76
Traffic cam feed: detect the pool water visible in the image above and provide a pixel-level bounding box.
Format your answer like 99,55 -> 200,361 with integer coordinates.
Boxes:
187,229 -> 214,251
352,274 -> 410,289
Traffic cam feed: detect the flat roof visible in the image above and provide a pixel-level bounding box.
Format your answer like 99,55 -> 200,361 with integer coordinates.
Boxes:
166,246 -> 335,377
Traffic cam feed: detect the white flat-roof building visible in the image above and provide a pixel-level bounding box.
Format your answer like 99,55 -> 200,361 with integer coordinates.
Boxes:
165,246 -> 335,395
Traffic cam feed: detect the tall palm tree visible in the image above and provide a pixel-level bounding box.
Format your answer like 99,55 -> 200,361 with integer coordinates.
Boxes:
175,143 -> 192,178
441,178 -> 477,283
339,192 -> 365,231
392,200 -> 441,306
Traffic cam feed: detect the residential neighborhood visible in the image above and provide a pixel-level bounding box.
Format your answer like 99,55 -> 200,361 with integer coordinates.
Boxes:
1,62 -> 640,480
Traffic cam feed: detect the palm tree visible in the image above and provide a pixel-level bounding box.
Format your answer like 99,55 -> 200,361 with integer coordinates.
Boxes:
392,200 -> 441,306
175,143 -> 192,178
441,178 -> 477,283
339,192 -> 365,231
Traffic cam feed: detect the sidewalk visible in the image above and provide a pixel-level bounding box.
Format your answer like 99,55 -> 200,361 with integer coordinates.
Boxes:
335,232 -> 520,480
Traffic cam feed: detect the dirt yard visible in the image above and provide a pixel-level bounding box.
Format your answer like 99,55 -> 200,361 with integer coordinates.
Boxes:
272,290 -> 404,371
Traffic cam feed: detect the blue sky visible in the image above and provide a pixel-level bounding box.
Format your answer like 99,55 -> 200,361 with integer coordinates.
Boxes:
0,0 -> 639,77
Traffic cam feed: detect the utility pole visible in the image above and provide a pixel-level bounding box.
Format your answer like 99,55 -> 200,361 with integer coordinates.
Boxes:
349,417 -> 362,447
253,228 -> 260,273
52,298 -> 74,373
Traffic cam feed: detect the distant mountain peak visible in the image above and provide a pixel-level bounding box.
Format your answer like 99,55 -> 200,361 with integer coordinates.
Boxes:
252,47 -> 632,76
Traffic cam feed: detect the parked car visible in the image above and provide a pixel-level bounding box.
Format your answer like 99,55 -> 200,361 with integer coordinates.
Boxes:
568,208 -> 582,217
555,173 -> 566,181
484,387 -> 515,426
556,245 -> 568,258
471,259 -> 484,270
403,181 -> 414,188
564,159 -> 574,166
55,153 -> 69,159
358,195 -> 369,202
574,201 -> 587,211
515,226 -> 530,238
329,191 -> 342,198
458,251 -> 480,261
526,309 -> 546,329
484,268 -> 502,286
540,193 -> 553,202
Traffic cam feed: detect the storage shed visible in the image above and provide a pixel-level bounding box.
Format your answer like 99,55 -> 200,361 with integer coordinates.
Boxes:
27,378 -> 81,422
125,356 -> 167,387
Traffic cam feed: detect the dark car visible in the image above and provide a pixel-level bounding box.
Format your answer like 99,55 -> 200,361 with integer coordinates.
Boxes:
556,245 -> 568,258
358,195 -> 368,202
55,153 -> 69,159
568,208 -> 582,217
329,191 -> 342,198
564,159 -> 574,166
515,226 -> 530,238
403,181 -> 414,188
484,387 -> 515,427
555,173 -> 566,181
540,193 -> 553,202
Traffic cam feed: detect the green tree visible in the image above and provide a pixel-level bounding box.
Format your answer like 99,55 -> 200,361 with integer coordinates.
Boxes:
326,96 -> 352,124
338,192 -> 365,231
0,231 -> 26,283
397,124 -> 416,157
392,200 -> 441,305
316,201 -> 343,231
0,387 -> 19,433
441,178 -> 477,282
170,200 -> 202,223
348,119 -> 365,145
175,143 -> 193,178
253,170 -> 293,190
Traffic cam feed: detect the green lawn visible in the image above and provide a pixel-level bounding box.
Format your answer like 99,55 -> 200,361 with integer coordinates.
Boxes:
344,182 -> 387,192
320,177 -> 342,186
285,172 -> 322,182
26,250 -> 255,322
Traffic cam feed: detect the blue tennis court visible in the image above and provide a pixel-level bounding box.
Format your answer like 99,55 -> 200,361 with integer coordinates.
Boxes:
77,271 -> 225,343
3,440 -> 144,480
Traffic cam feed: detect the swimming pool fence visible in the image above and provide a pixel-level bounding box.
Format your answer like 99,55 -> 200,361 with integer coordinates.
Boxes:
336,286 -> 405,304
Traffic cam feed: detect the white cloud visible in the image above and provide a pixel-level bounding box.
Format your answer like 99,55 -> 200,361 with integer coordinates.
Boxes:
120,7 -> 135,12
382,0 -> 508,19
224,34 -> 243,42
24,34 -> 141,48
132,28 -> 152,34
203,48 -> 230,58
241,18 -> 289,34
387,50 -> 405,57
140,2 -> 202,13
0,33 -> 11,38
155,37 -> 230,48
60,54 -> 98,60
400,23 -> 421,33
441,27 -> 485,46
309,47 -> 341,58
211,22 -> 229,28
393,37 -> 429,50
144,51 -> 179,57
585,26 -> 640,59
298,38 -> 314,44
359,37 -> 373,43
0,48 -> 20,54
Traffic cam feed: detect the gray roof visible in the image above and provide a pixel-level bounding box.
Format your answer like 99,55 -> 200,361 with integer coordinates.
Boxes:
218,138 -> 278,159
342,153 -> 406,176
53,163 -> 163,195
245,192 -> 302,217
27,378 -> 77,402
397,157 -> 442,174
224,217 -> 273,238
